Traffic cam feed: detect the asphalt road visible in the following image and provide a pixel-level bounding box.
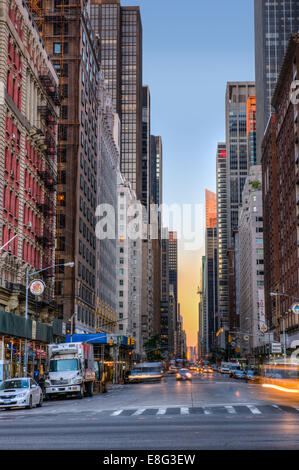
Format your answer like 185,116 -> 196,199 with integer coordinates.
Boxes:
0,372 -> 299,450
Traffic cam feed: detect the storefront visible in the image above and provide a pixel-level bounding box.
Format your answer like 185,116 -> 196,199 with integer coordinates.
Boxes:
0,310 -> 65,381
65,333 -> 134,384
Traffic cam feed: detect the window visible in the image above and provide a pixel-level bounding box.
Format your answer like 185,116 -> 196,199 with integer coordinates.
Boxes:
53,43 -> 61,55
61,106 -> 68,120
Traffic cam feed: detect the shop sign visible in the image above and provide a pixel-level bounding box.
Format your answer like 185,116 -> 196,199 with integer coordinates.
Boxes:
30,279 -> 45,296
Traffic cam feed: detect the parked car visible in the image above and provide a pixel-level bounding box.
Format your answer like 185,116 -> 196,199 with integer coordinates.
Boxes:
176,369 -> 192,381
0,378 -> 43,410
168,366 -> 178,374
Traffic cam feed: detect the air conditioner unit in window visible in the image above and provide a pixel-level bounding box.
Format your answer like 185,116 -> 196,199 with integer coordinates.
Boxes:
10,171 -> 14,178
28,221 -> 32,229
12,133 -> 15,140
8,246 -> 12,252
28,188 -> 31,195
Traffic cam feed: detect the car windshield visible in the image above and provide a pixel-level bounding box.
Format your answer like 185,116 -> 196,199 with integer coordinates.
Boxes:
0,379 -> 29,390
49,359 -> 79,372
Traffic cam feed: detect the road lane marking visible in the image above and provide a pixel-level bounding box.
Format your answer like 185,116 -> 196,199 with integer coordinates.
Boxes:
111,410 -> 123,416
180,407 -> 189,415
157,408 -> 166,415
225,405 -> 236,414
247,405 -> 261,415
203,408 -> 212,415
132,408 -> 146,416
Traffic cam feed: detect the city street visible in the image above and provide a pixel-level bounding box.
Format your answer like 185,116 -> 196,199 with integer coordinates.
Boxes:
0,372 -> 299,450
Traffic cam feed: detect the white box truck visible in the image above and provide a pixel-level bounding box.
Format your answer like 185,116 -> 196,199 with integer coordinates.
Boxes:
45,342 -> 95,399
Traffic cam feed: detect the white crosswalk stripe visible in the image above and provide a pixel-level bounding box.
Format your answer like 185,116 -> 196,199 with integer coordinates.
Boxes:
247,405 -> 261,415
225,405 -> 236,414
132,408 -> 146,416
111,409 -> 123,416
203,408 -> 212,415
156,408 -> 166,415
180,407 -> 189,415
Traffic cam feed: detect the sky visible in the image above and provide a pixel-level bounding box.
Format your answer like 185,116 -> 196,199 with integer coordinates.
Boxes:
122,0 -> 255,347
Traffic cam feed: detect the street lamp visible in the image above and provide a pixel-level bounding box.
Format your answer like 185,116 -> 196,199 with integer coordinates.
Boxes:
23,261 -> 74,376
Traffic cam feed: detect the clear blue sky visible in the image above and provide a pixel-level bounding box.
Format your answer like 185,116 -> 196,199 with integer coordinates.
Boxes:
122,0 -> 255,208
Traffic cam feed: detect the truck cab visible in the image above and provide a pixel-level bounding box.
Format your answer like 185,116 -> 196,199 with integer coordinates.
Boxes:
45,343 -> 95,399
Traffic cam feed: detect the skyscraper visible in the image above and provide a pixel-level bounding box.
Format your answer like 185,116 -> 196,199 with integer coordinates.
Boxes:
216,143 -> 228,342
205,189 -> 217,229
141,85 -> 150,212
205,191 -> 217,352
226,82 -> 255,247
168,231 -> 178,325
90,0 -> 143,197
150,136 -> 163,208
246,95 -> 257,166
254,0 -> 299,163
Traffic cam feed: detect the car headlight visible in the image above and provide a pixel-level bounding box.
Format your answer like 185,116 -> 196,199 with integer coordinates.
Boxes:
17,392 -> 28,398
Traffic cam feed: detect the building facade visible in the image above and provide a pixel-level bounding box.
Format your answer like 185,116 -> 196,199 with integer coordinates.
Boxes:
116,173 -> 142,356
254,0 -> 299,163
28,0 -> 101,331
90,0 -> 143,197
0,0 -> 62,379
238,165 -> 265,357
216,143 -> 228,348
247,95 -> 257,167
94,74 -> 120,334
262,34 -> 299,348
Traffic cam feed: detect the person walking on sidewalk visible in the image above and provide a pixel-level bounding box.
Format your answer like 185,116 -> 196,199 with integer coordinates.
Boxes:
101,369 -> 108,393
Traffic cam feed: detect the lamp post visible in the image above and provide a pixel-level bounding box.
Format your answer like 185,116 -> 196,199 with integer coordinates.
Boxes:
23,261 -> 74,377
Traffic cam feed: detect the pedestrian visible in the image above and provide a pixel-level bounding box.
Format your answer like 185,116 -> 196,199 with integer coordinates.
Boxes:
101,369 -> 108,393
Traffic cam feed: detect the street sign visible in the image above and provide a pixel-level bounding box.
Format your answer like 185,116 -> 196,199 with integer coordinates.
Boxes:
291,303 -> 299,315
231,341 -> 236,347
243,335 -> 249,342
260,323 -> 268,333
271,342 -> 282,354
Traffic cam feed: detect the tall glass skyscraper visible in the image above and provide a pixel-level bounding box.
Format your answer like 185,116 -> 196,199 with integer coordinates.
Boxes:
225,82 -> 256,246
90,0 -> 143,196
255,0 -> 299,163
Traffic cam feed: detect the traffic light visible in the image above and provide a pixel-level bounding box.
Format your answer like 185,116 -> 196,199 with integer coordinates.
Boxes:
66,321 -> 71,335
228,335 -> 231,343
109,338 -> 114,346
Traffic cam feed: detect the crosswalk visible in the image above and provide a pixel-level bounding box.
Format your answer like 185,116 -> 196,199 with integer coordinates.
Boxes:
1,403 -> 298,419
